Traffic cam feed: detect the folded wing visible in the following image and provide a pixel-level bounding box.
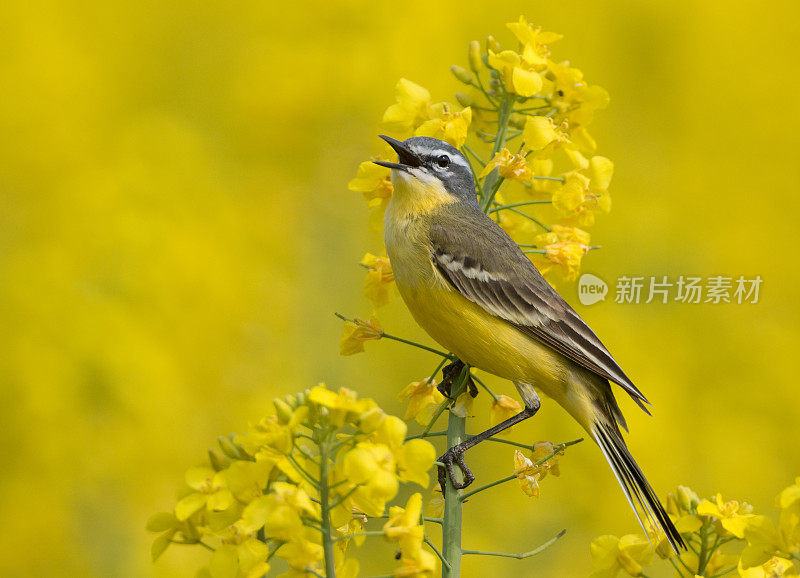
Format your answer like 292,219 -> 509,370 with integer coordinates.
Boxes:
429,212 -> 649,411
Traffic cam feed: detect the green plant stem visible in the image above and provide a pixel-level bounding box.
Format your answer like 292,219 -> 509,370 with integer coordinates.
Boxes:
500,205 -> 552,231
171,539 -> 214,551
697,519 -> 710,574
532,175 -> 566,181
318,439 -> 337,578
379,333 -> 453,359
479,93 -> 515,212
332,530 -> 386,543
459,474 -> 515,501
461,528 -> 565,559
491,94 -> 513,157
405,430 -> 447,441
423,401 -> 450,436
266,540 -> 286,561
442,409 -> 466,578
334,313 -> 455,359
369,514 -> 442,524
285,454 -> 321,489
461,144 -> 486,166
427,357 -> 449,387
488,200 -> 552,214
425,536 -> 451,571
675,551 -> 697,576
329,484 -> 362,510
459,439 -> 582,501
469,374 -> 498,402
667,557 -> 688,578
470,77 -> 498,107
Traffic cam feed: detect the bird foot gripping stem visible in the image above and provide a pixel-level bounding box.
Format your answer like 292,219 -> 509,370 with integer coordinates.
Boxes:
437,445 -> 475,492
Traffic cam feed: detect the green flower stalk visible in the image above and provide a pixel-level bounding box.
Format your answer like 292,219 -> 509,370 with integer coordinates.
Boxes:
148,387 -> 439,577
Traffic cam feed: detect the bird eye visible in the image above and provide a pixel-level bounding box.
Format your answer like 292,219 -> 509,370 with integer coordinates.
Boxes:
436,154 -> 450,168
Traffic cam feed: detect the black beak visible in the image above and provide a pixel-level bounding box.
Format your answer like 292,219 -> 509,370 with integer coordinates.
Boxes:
373,135 -> 422,171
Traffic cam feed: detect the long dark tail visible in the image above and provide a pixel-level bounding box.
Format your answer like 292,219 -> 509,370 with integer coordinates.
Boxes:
592,421 -> 686,553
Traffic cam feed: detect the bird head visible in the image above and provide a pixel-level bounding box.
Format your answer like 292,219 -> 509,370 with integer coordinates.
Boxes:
374,136 -> 479,207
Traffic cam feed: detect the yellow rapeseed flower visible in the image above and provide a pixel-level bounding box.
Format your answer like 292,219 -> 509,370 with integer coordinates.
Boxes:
235,412 -> 305,456
514,450 -> 542,497
534,224 -> 591,247
175,466 -> 234,520
588,155 -> 614,191
697,493 -> 754,538
339,317 -> 383,355
739,556 -> 798,578
383,493 -> 425,557
778,477 -> 800,510
570,126 -> 597,154
589,534 -> 654,578
397,378 -> 445,426
394,549 -> 438,577
740,513 -> 799,571
336,514 -> 367,551
533,242 -> 590,281
334,553 -> 360,578
479,148 -> 531,181
523,116 -> 564,150
371,415 -> 436,488
275,530 -> 324,573
506,16 -> 563,52
361,253 -> 394,308
381,78 -> 432,136
208,540 -> 270,578
529,441 -> 561,478
513,442 -> 562,498
414,103 -> 472,148
343,442 -> 400,517
308,384 -> 373,427
490,394 -> 522,428
550,156 -> 613,228
223,459 -> 274,503
238,482 -> 316,541
348,161 -> 393,206
425,488 -> 445,519
487,49 -> 543,97
450,391 -> 474,418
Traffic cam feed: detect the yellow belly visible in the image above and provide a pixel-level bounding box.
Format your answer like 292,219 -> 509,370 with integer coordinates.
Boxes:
396,271 -> 566,395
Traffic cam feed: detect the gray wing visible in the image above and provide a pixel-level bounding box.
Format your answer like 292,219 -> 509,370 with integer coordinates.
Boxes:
429,209 -> 649,410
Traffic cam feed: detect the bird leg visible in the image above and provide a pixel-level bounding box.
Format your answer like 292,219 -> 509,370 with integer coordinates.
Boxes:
437,396 -> 541,492
437,358 -> 478,399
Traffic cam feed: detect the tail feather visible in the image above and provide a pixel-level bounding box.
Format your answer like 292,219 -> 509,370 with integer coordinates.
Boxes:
592,422 -> 685,553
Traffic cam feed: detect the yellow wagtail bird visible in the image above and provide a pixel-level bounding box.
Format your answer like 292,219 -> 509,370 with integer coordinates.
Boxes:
375,135 -> 685,553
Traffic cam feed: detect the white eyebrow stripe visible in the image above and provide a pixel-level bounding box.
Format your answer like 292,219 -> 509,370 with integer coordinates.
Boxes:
426,149 -> 470,168
448,156 -> 471,168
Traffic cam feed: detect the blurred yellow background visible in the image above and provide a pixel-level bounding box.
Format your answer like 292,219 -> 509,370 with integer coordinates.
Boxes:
1,0 -> 798,576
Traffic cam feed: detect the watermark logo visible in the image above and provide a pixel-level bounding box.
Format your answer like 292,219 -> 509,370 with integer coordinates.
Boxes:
577,274 -> 763,305
578,273 -> 608,306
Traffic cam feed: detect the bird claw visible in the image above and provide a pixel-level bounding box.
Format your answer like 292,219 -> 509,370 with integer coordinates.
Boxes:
437,446 -> 475,492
